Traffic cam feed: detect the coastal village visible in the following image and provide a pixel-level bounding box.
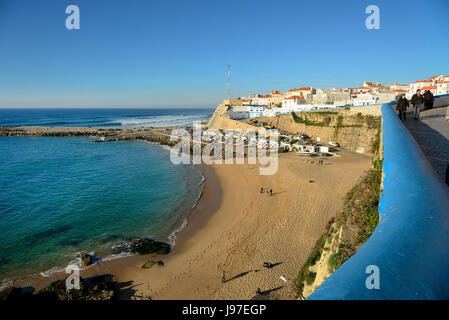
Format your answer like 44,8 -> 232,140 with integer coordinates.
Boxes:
225,74 -> 449,119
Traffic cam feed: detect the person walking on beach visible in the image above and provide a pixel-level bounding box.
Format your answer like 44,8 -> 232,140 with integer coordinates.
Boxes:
260,187 -> 264,194
411,89 -> 424,120
221,271 -> 226,283
423,90 -> 434,110
269,189 -> 272,196
396,94 -> 409,121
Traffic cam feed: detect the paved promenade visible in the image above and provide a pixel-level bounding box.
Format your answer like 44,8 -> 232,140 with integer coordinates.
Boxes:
404,106 -> 449,184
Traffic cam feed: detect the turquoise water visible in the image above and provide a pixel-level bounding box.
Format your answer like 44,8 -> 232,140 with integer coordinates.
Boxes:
0,137 -> 203,284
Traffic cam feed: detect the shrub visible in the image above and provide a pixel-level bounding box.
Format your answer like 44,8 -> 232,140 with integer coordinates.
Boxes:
305,271 -> 317,285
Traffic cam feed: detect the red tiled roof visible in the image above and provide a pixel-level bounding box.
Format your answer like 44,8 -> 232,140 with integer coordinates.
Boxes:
412,80 -> 433,84
391,89 -> 407,92
421,86 -> 437,90
284,95 -> 304,100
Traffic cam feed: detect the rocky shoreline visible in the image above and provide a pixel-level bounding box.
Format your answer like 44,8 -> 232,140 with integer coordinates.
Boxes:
0,237 -> 171,300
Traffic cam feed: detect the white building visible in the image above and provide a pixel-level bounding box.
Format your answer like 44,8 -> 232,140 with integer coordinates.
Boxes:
353,86 -> 372,94
409,80 -> 434,94
252,94 -> 271,106
248,106 -> 265,118
270,90 -> 284,106
420,85 -> 438,95
313,89 -> 351,106
229,106 -> 249,120
241,97 -> 251,106
263,108 -> 276,117
436,80 -> 449,95
390,83 -> 410,92
282,95 -> 306,109
352,92 -> 380,106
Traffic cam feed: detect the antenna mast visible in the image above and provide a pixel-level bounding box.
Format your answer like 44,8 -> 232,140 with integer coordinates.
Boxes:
227,64 -> 231,103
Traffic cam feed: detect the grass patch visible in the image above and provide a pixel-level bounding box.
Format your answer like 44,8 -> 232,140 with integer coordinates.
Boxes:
305,271 -> 317,285
291,112 -> 325,126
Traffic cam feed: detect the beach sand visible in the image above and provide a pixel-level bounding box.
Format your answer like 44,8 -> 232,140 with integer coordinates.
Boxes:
14,150 -> 371,300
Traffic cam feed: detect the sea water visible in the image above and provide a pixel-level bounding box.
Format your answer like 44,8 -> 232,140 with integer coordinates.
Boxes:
0,108 -> 213,127
0,136 -> 203,285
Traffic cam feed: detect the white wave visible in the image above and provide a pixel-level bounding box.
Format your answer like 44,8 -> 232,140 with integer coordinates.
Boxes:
114,114 -> 210,127
0,280 -> 14,292
167,218 -> 188,247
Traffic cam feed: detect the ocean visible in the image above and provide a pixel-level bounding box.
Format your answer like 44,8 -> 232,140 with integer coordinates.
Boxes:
0,108 -> 213,127
0,108 -> 210,287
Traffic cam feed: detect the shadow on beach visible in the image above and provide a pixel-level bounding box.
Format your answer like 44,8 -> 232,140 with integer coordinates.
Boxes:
250,286 -> 284,300
0,274 -> 143,301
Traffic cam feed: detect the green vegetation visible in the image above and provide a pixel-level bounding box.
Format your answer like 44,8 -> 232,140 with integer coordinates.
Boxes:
142,260 -> 157,269
291,112 -> 325,126
309,111 -> 338,115
364,115 -> 379,128
305,271 -> 317,285
142,260 -> 164,269
328,249 -> 343,272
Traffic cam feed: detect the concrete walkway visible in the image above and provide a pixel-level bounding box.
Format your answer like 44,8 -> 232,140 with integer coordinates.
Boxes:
403,106 -> 449,184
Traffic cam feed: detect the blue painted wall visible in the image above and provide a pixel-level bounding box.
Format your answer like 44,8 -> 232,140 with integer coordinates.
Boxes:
308,100 -> 449,300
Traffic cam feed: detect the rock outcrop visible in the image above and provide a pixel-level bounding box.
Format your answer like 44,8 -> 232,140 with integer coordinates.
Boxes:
80,253 -> 92,267
130,238 -> 171,255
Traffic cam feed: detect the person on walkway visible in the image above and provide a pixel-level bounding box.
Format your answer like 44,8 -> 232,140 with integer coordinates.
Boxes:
411,89 -> 424,120
396,94 -> 409,121
423,90 -> 434,110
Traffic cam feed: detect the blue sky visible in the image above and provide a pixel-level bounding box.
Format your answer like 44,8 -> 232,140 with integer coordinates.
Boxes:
0,0 -> 448,108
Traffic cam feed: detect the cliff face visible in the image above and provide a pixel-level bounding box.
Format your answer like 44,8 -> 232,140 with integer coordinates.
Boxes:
207,104 -> 257,131
258,109 -> 381,155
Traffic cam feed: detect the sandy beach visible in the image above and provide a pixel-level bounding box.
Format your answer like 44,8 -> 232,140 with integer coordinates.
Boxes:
13,149 -> 371,300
